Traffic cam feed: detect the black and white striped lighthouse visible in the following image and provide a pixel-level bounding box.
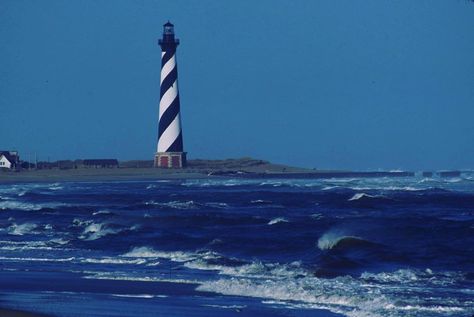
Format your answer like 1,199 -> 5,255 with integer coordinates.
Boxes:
154,21 -> 186,168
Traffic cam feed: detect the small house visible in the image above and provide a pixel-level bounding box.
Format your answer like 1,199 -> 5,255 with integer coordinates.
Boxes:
0,151 -> 20,169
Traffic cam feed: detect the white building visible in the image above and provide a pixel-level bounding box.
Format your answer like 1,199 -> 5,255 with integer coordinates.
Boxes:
0,151 -> 19,169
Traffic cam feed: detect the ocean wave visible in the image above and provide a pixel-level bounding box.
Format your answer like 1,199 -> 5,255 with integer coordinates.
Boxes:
259,181 -> 283,187
360,269 -> 465,287
0,183 -> 65,198
0,238 -> 70,251
0,240 -> 66,251
49,238 -> 69,245
317,231 -> 371,251
348,193 -> 381,201
48,184 -> 64,191
88,243 -> 473,317
92,210 -> 113,216
144,200 -> 229,210
0,256 -> 75,262
0,201 -> 41,211
322,186 -> 340,191
267,217 -> 289,225
0,245 -> 55,251
204,202 -> 229,209
351,186 -> 424,192
111,294 -> 165,299
122,247 -> 205,262
203,304 -> 246,310
182,179 -> 244,187
7,223 -> 38,236
250,199 -> 273,205
310,213 -> 324,220
196,276 -> 379,316
79,222 -> 122,241
81,257 -> 147,265
196,265 -> 470,317
145,200 -> 198,209
445,177 -> 463,183
82,271 -> 197,284
182,253 -> 306,280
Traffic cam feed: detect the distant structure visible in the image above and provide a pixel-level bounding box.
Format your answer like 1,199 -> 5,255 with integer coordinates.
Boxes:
83,159 -> 119,168
0,151 -> 19,169
154,21 -> 186,168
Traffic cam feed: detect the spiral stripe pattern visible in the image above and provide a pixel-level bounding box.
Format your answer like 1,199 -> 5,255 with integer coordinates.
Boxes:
157,49 -> 183,153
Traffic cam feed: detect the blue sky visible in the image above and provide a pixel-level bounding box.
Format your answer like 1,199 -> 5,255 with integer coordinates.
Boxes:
1,0 -> 473,170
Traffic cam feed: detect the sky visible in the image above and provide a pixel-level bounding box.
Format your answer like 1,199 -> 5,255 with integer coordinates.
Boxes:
1,0 -> 473,170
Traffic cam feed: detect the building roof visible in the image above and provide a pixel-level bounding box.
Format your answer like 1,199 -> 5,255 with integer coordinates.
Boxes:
0,151 -> 19,164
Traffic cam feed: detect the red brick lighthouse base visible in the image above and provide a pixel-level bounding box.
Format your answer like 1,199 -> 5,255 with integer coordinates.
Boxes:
154,152 -> 187,168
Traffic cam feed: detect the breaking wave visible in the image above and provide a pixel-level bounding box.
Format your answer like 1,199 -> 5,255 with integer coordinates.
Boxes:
348,193 -> 380,201
267,217 -> 288,225
317,230 -> 372,251
122,247 -> 202,262
79,222 -> 122,241
7,223 -> 38,236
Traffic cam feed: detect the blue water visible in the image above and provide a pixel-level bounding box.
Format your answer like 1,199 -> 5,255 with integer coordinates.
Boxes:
0,176 -> 473,317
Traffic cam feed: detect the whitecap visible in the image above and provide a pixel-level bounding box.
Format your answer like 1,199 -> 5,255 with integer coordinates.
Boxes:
203,304 -> 246,310
81,257 -> 146,265
111,294 -> 160,299
204,202 -> 229,209
0,201 -> 43,211
322,186 -> 339,191
122,247 -> 198,262
50,238 -> 69,245
48,184 -> 64,191
250,199 -> 272,204
7,223 -> 38,236
267,217 -> 288,225
145,200 -> 197,209
82,271 -> 197,284
348,193 -> 375,201
195,267 -> 468,317
79,222 -> 121,241
310,213 -> 323,220
93,210 -> 113,216
445,177 -> 463,183
0,256 -> 74,262
72,218 -> 93,227
0,200 -> 67,211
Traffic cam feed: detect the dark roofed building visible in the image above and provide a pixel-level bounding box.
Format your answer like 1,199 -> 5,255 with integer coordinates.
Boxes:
0,151 -> 20,169
83,159 -> 119,168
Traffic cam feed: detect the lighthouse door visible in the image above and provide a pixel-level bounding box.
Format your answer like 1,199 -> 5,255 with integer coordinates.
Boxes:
159,156 -> 169,168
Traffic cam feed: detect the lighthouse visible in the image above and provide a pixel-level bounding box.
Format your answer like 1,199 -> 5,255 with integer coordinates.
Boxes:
154,21 -> 186,168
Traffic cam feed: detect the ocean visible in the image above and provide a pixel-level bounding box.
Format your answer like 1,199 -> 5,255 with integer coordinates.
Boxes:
0,175 -> 473,317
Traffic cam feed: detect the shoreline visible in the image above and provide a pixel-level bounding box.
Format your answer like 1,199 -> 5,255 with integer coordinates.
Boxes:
1,158 -> 465,184
0,167 -> 417,184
